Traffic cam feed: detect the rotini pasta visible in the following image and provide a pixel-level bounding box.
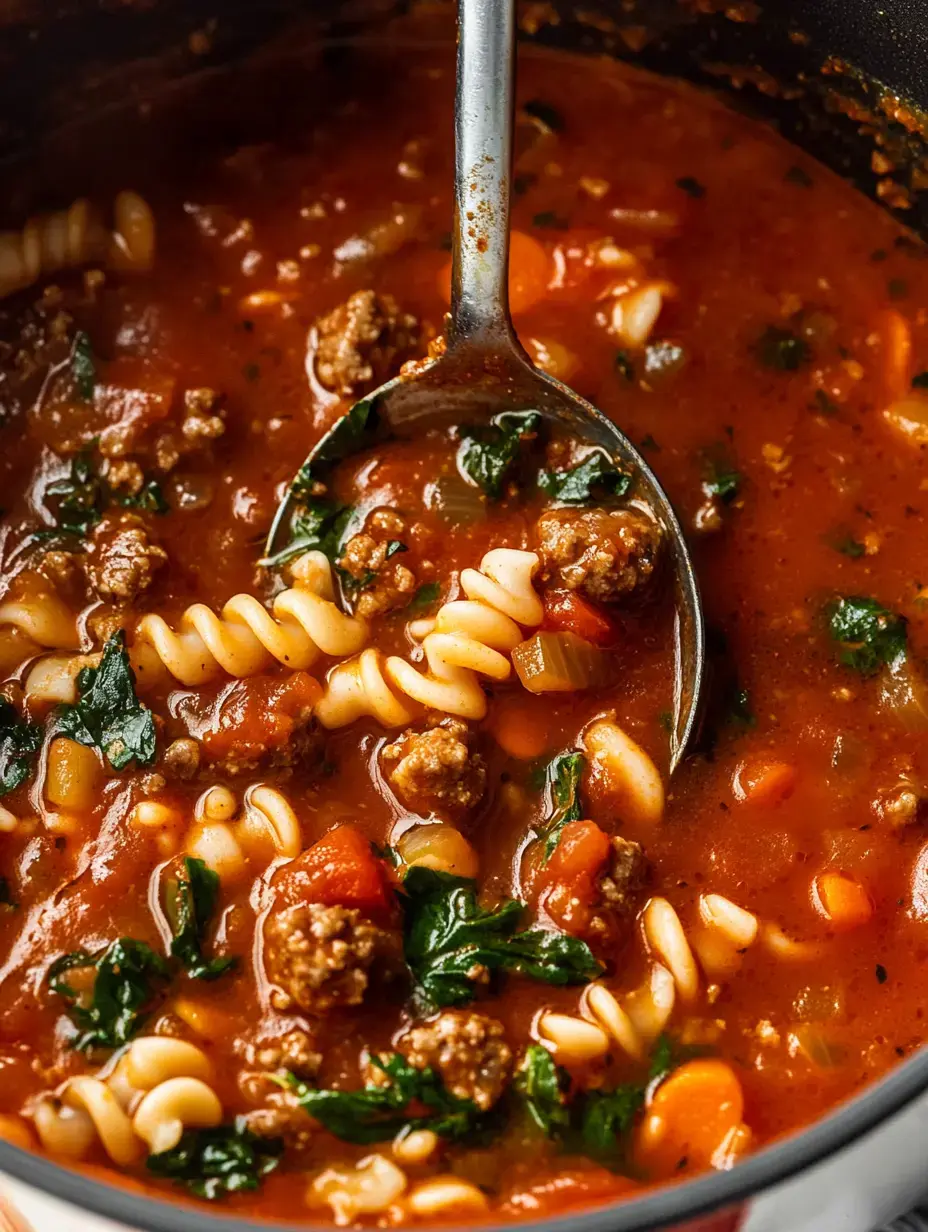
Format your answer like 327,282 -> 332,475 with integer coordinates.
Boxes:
310,1154 -> 408,1225
316,548 -> 543,727
131,1076 -> 222,1153
0,191 -> 155,301
135,550 -> 365,686
0,591 -> 79,654
35,1077 -> 141,1166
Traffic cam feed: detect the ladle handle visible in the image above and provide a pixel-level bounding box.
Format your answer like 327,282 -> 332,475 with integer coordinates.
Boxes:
450,0 -> 517,349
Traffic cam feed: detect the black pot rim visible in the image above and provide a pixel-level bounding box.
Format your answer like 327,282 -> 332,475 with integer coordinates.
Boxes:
3,1041 -> 928,1232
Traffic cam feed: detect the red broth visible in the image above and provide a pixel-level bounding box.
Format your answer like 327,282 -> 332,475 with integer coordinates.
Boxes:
1,22 -> 928,1226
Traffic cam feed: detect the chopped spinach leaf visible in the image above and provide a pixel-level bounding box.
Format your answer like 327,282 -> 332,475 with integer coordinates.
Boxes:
726,686 -> 756,729
833,533 -> 866,559
703,458 -> 741,505
303,394 -> 383,476
784,164 -> 813,188
53,631 -> 157,770
286,1053 -> 486,1145
407,581 -> 441,613
165,857 -> 236,981
538,751 -> 585,860
523,100 -> 563,131
147,1117 -> 283,1200
538,449 -> 632,505
401,866 -> 601,1011
615,351 -> 635,382
49,938 -> 170,1051
43,448 -> 167,538
675,176 -> 705,199
755,326 -> 811,372
71,331 -> 96,401
457,409 -> 542,499
532,211 -> 569,230
578,1083 -> 644,1155
263,499 -> 353,570
0,699 -> 41,797
828,595 -> 908,675
515,1044 -> 570,1136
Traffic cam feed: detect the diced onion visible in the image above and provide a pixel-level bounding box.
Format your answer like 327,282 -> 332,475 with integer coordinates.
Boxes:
511,631 -> 604,692
425,474 -> 486,525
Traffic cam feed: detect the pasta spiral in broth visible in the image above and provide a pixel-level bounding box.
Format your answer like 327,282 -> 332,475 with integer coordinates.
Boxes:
135,551 -> 367,685
317,548 -> 543,727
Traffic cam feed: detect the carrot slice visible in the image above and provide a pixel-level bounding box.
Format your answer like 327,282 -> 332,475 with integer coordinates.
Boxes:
490,695 -> 553,760
544,590 -> 618,646
438,229 -> 550,315
277,825 -> 391,913
812,871 -> 874,929
731,758 -> 797,807
636,1059 -> 745,1178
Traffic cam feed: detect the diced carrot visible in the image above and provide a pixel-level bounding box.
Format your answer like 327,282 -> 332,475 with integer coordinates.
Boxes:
489,696 -> 553,760
636,1059 -> 745,1178
543,590 -> 618,646
812,871 -> 874,930
438,229 -> 550,315
278,824 -> 391,913
878,307 -> 912,402
544,819 -> 612,882
731,758 -> 797,807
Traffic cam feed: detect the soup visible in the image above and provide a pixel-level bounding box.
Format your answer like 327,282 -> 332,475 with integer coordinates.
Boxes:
1,17 -> 927,1226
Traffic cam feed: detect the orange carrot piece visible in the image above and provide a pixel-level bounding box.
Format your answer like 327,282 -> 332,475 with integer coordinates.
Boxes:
636,1059 -> 745,1178
812,871 -> 874,929
731,758 -> 797,807
438,230 -> 550,315
490,696 -> 553,760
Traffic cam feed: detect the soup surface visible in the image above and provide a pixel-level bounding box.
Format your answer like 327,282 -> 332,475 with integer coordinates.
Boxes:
1,19 -> 928,1226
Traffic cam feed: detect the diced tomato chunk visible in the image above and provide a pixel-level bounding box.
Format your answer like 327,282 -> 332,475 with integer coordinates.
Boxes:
543,589 -> 618,646
529,819 -> 611,934
277,825 -> 392,914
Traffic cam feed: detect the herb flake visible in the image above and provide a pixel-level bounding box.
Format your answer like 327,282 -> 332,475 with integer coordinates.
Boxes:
165,858 -> 236,981
828,595 -> 908,675
49,938 -> 170,1051
147,1118 -> 283,1200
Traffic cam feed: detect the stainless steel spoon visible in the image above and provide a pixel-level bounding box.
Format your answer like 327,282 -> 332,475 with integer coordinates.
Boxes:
266,0 -> 705,771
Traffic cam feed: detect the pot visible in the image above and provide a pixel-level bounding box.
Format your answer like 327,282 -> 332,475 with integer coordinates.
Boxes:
0,1 -> 926,1229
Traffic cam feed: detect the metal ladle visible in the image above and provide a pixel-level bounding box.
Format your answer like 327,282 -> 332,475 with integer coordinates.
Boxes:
266,0 -> 705,771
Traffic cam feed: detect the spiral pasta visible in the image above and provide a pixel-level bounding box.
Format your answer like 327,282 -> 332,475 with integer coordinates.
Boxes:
135,550 -> 366,686
183,783 -> 302,878
0,591 -> 80,655
0,191 -> 155,300
316,548 -> 543,727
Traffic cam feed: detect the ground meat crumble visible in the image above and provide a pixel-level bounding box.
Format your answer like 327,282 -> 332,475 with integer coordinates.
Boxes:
381,717 -> 487,820
84,513 -> 167,602
338,508 -> 417,618
367,1011 -> 513,1110
264,902 -> 394,1015
535,505 -> 663,604
314,290 -> 420,398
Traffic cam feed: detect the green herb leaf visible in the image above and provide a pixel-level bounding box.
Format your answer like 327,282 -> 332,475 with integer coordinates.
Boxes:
675,176 -> 705,199
578,1083 -> 645,1154
457,410 -> 542,499
49,938 -> 170,1051
299,395 -> 383,479
755,326 -> 811,372
703,458 -> 741,504
538,450 -> 632,505
515,1044 -> 571,1136
165,858 -> 236,981
401,866 -> 601,1011
54,631 -> 157,770
146,1117 -> 283,1200
72,331 -> 96,401
287,1053 -> 485,1146
119,479 -> 169,515
43,448 -> 166,538
829,595 -> 908,675
0,699 -> 41,797
261,500 -> 353,570
407,581 -> 441,613
538,751 -> 585,860
726,686 -> 756,730
833,534 -> 866,559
